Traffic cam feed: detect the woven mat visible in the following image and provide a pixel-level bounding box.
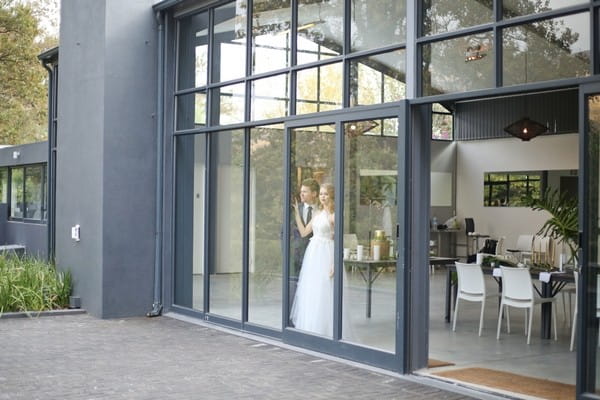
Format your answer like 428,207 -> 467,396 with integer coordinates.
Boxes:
433,367 -> 575,400
427,359 -> 454,368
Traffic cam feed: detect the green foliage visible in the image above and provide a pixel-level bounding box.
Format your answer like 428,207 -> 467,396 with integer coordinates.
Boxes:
0,0 -> 56,145
0,254 -> 72,314
525,187 -> 579,263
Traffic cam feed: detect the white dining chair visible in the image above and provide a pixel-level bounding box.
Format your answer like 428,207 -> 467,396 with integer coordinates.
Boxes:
453,262 -> 495,336
507,234 -> 534,263
496,266 -> 557,344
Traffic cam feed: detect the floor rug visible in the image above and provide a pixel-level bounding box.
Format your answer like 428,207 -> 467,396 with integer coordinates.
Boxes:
427,359 -> 454,368
433,367 -> 575,400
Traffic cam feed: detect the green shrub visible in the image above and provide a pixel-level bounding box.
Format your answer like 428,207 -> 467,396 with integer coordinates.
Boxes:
0,255 -> 72,314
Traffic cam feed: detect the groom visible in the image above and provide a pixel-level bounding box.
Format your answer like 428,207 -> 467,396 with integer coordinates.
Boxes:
291,178 -> 320,277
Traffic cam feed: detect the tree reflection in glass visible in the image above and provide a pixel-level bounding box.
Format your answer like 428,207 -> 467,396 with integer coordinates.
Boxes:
252,0 -> 291,75
297,0 -> 343,65
503,0 -> 586,19
349,50 -> 406,107
351,0 -> 406,52
422,0 -> 492,37
502,12 -> 590,86
296,62 -> 343,115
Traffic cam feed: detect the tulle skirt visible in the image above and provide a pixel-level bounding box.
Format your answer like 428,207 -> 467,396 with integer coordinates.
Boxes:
290,236 -> 334,337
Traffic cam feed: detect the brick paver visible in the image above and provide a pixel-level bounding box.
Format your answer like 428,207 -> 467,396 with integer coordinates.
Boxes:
0,314 -> 481,399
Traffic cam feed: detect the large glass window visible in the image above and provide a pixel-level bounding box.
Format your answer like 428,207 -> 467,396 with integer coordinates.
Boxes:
250,73 -> 290,120
503,0 -> 587,19
178,11 -> 209,90
248,124 -> 284,329
296,62 -> 343,115
431,103 -> 453,140
297,0 -> 343,64
288,123 -> 335,337
422,0 -> 493,36
349,50 -> 406,107
212,1 -> 247,83
252,0 -> 291,74
174,135 -> 206,310
350,0 -> 406,52
10,168 -> 23,219
209,130 -> 245,319
0,168 -> 8,203
503,12 -> 590,86
214,83 -> 246,125
422,31 -> 494,96
176,91 -> 206,130
483,172 -> 541,207
342,117 -> 398,352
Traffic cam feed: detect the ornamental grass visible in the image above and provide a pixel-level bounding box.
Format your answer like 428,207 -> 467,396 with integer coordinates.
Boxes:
0,255 -> 71,314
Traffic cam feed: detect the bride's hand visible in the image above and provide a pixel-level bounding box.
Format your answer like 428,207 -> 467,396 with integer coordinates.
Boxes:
329,266 -> 334,278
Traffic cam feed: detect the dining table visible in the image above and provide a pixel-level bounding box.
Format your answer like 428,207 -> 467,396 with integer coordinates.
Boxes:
442,262 -> 574,339
344,256 -> 459,318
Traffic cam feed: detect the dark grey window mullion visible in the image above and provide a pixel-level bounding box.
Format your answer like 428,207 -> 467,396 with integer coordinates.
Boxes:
203,132 -> 212,314
494,25 -> 502,87
282,125 -> 292,329
206,7 -> 214,126
241,128 -> 250,323
246,0 -> 253,79
592,6 -> 598,76
290,0 -> 297,115
22,167 -> 27,220
343,0 -> 350,55
333,119 -> 344,341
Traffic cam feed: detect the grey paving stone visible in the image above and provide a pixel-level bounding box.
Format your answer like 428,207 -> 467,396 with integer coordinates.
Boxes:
0,314 -> 480,399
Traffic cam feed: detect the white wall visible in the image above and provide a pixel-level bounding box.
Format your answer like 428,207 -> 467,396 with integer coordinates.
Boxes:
455,134 -> 578,260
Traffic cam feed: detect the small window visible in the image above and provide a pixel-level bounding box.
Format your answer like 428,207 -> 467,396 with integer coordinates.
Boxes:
9,164 -> 46,222
432,103 -> 453,140
484,172 -> 541,207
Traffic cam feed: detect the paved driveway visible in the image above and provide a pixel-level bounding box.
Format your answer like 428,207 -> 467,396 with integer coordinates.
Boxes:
0,313 -> 483,399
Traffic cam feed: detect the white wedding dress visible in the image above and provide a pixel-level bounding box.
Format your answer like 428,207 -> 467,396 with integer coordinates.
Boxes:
290,210 -> 334,336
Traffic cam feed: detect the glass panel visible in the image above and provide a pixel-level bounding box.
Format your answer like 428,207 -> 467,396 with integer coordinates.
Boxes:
176,92 -> 206,130
432,111 -> 453,140
214,83 -> 246,125
210,130 -> 245,319
503,13 -> 590,86
10,168 -> 23,218
297,0 -> 343,65
288,123 -> 336,337
503,0 -> 587,19
174,134 -> 206,311
342,118 -> 398,352
586,93 -> 600,393
296,62 -> 343,115
349,50 -> 406,107
251,73 -> 289,120
422,31 -> 494,96
248,124 -> 284,329
350,0 -> 406,52
24,165 -> 43,220
212,1 -> 247,83
0,168 -> 8,203
422,0 -> 493,36
252,0 -> 291,74
178,11 -> 209,90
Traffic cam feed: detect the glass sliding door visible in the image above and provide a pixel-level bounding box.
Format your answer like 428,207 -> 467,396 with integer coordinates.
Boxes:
288,123 -> 336,338
209,130 -> 245,320
579,84 -> 600,397
174,134 -> 206,311
342,117 -> 398,352
248,124 -> 285,329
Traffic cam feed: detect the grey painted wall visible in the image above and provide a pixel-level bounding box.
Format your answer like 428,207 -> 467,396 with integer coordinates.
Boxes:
57,0 -> 157,318
0,142 -> 48,258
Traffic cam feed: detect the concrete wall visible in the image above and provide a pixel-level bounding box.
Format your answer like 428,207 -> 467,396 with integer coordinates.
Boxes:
57,0 -> 157,318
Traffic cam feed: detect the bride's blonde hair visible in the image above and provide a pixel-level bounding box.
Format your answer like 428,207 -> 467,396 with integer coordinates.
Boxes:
319,183 -> 334,214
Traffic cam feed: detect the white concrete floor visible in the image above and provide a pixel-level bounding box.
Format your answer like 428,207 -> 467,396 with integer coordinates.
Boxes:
427,269 -> 578,387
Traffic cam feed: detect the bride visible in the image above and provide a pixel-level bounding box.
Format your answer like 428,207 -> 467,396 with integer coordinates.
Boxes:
290,182 -> 335,336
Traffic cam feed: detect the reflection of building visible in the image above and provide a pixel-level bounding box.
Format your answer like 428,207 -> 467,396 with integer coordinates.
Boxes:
41,0 -> 600,398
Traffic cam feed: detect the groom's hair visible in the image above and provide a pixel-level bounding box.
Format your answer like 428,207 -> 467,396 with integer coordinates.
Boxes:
301,178 -> 320,194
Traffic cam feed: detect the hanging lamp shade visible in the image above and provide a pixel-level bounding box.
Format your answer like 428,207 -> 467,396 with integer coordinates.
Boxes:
503,117 -> 547,141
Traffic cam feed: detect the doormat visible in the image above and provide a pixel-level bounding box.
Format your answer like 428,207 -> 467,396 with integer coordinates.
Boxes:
433,367 -> 575,400
427,359 -> 454,368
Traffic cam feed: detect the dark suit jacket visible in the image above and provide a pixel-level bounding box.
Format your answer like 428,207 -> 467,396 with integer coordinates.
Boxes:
290,202 -> 314,276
